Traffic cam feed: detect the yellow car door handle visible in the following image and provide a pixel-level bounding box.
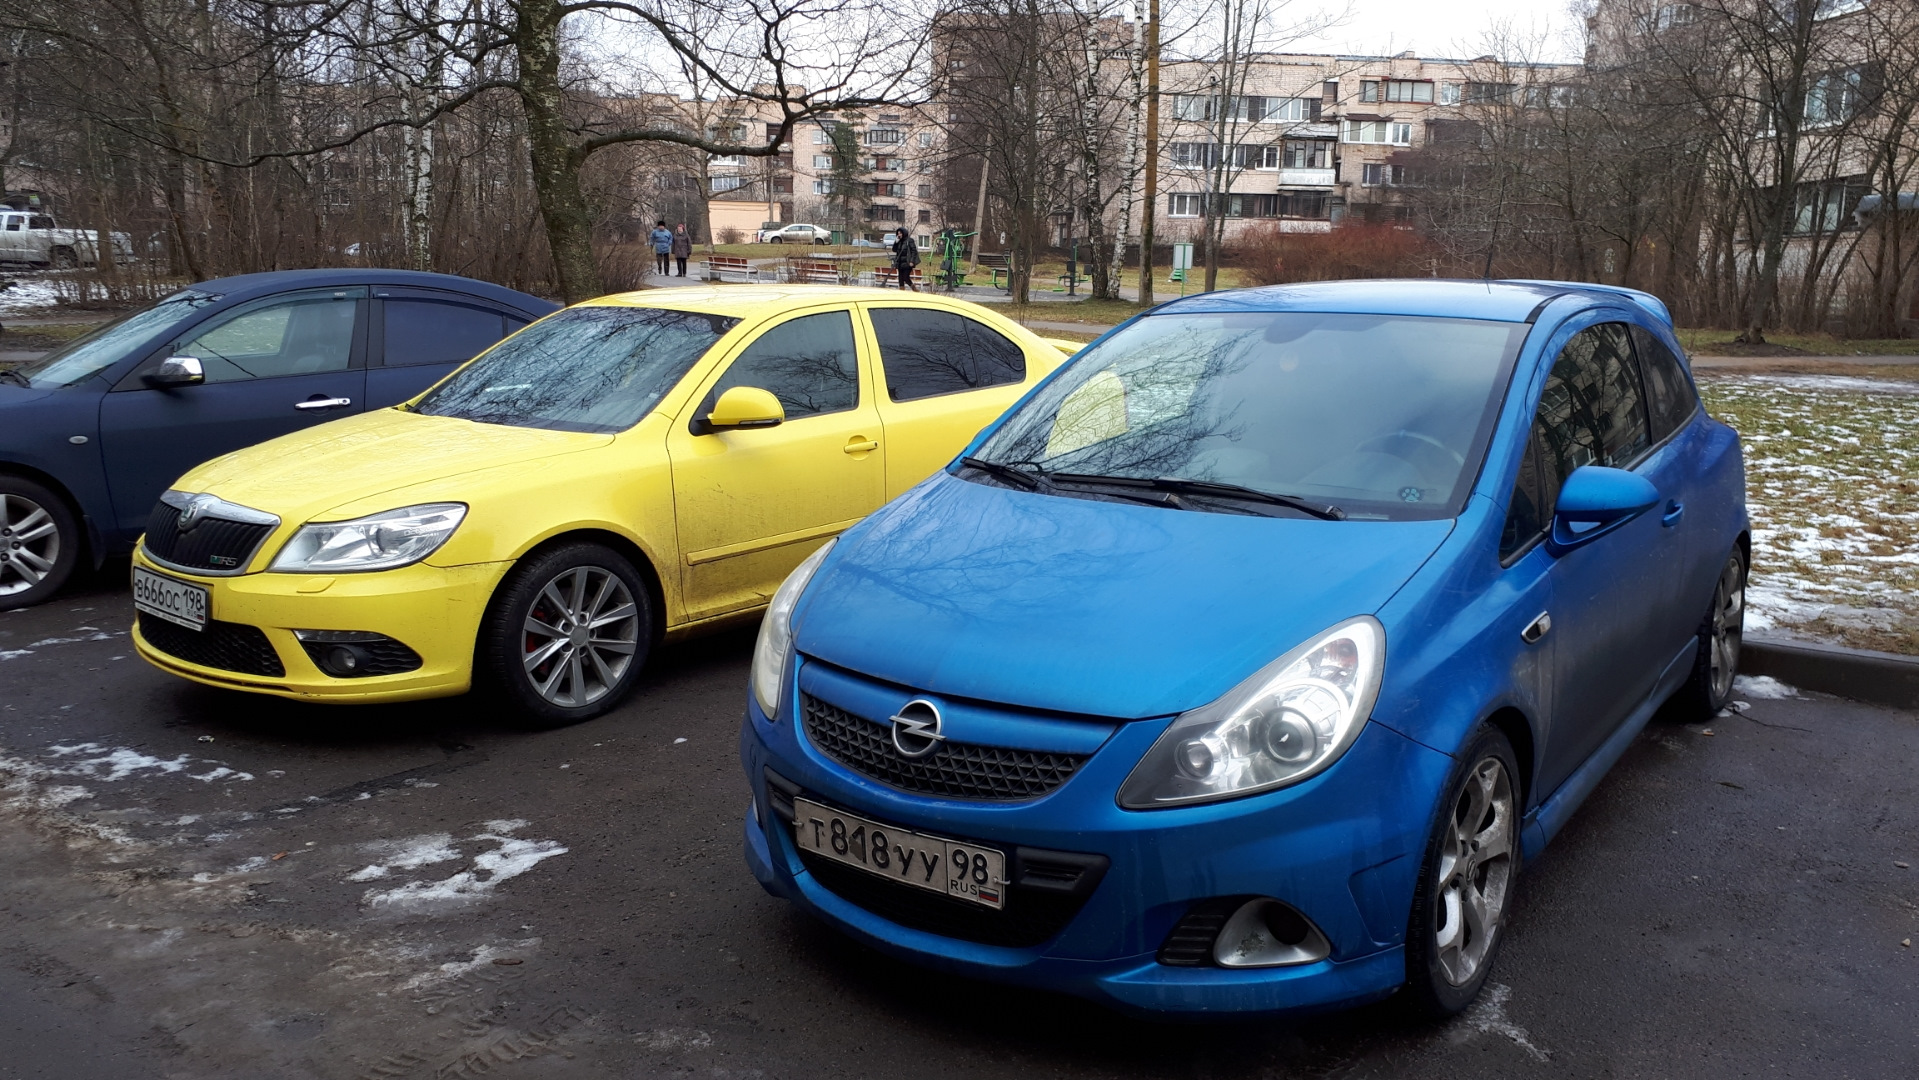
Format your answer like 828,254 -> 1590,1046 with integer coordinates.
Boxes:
844,438 -> 879,454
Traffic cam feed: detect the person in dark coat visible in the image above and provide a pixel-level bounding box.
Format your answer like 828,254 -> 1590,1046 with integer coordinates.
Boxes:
671,224 -> 693,277
891,228 -> 919,291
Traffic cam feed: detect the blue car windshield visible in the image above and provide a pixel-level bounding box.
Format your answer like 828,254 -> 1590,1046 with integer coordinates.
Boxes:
413,305 -> 739,433
11,290 -> 221,388
971,311 -> 1529,520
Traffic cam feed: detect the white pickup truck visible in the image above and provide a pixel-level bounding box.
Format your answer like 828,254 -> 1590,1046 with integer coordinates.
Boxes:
0,210 -> 135,268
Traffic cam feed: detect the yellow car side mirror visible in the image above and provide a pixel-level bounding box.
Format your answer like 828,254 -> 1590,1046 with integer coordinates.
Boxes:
701,386 -> 785,433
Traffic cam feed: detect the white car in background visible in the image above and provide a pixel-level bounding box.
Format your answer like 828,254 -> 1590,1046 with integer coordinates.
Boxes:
757,223 -> 832,244
0,211 -> 135,268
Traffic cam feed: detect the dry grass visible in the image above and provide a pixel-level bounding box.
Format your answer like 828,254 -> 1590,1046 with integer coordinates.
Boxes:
1679,327 -> 1919,357
1698,374 -> 1919,655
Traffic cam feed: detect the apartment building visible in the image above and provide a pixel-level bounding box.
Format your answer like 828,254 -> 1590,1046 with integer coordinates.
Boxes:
1153,51 -> 1582,239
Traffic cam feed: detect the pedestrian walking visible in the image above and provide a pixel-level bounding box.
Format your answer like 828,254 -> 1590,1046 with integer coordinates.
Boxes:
649,220 -> 673,276
891,228 -> 919,291
671,224 -> 693,278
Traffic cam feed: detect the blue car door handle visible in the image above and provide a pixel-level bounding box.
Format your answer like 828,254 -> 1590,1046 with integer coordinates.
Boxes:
1661,500 -> 1685,527
1521,611 -> 1552,645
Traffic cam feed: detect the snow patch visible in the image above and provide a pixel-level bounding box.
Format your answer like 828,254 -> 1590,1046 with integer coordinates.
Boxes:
43,742 -> 252,783
1733,675 -> 1800,699
190,855 -> 271,883
633,1028 -> 713,1051
1453,982 -> 1549,1062
0,649 -> 34,661
0,278 -> 62,314
345,833 -> 462,884
396,938 -> 542,991
362,822 -> 567,910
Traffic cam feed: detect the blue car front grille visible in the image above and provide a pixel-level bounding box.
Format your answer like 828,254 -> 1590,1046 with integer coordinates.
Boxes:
800,693 -> 1087,801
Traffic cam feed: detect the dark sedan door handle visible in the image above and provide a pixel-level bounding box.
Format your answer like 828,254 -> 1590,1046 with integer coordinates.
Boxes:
1662,500 -> 1685,527
294,396 -> 353,411
1521,611 -> 1552,644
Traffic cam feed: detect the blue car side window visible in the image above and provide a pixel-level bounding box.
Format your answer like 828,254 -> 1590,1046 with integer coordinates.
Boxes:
1628,324 -> 1698,441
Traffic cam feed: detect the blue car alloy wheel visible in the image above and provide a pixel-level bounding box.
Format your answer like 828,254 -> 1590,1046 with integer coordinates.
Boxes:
739,279 -> 1748,1020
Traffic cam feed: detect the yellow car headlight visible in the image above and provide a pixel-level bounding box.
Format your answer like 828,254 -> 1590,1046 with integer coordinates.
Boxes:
270,503 -> 468,573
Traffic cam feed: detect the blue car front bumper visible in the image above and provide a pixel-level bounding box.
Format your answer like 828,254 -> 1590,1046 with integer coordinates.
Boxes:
739,658 -> 1457,1018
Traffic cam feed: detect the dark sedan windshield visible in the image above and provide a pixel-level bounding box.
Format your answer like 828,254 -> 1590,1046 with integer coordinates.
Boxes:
12,290 -> 221,388
413,305 -> 739,433
970,311 -> 1529,520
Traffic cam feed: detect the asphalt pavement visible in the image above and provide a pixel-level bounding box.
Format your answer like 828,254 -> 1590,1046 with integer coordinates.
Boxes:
2,568 -> 1915,1079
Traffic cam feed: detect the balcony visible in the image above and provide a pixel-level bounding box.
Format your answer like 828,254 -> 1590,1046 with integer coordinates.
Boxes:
1277,167 -> 1337,188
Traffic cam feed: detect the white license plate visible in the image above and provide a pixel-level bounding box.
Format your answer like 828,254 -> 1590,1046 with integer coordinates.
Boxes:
792,798 -> 1008,909
132,566 -> 209,631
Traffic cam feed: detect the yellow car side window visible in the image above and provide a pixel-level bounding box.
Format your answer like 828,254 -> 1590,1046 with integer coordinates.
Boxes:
702,310 -> 860,421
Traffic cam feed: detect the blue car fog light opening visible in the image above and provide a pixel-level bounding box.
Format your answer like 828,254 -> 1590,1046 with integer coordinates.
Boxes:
751,538 -> 837,720
1118,616 -> 1384,809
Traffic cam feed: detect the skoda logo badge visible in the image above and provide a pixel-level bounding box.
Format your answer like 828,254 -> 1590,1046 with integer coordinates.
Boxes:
176,493 -> 218,533
889,699 -> 945,759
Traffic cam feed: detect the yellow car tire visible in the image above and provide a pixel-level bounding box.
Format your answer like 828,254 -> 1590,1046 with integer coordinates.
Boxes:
477,541 -> 655,728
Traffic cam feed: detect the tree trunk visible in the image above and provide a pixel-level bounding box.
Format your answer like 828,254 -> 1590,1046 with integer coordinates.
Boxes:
1137,0 -> 1159,308
515,0 -> 600,302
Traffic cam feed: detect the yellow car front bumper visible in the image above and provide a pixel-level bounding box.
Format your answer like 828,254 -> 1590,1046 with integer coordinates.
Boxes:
130,550 -> 509,704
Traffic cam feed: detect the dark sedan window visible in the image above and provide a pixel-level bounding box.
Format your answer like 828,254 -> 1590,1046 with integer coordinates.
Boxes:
10,290 -> 220,388
383,299 -> 507,367
414,305 -> 738,433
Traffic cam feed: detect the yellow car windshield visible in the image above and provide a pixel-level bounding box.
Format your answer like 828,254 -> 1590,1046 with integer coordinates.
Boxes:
415,306 -> 739,433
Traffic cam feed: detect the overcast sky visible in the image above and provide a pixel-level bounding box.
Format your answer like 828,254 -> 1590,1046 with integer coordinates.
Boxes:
1283,0 -> 1585,63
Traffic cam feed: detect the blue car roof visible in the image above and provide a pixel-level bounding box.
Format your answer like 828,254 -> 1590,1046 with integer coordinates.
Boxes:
1149,278 -> 1669,326
184,268 -> 558,317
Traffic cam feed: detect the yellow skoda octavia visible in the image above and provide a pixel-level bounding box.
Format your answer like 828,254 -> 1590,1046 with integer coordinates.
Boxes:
131,287 -> 1076,724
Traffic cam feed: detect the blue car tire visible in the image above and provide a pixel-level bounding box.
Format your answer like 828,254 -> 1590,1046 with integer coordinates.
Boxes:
1404,724 -> 1522,1018
0,474 -> 81,611
1670,546 -> 1748,723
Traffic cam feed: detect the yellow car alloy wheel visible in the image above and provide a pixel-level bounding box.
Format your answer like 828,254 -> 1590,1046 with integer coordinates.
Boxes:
477,541 -> 655,728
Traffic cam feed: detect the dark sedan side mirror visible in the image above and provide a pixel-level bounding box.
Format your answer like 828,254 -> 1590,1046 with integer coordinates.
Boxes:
1547,465 -> 1659,555
144,355 -> 205,388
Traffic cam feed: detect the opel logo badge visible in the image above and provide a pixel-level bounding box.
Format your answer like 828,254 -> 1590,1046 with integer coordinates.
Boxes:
889,699 -> 945,759
176,493 -> 218,533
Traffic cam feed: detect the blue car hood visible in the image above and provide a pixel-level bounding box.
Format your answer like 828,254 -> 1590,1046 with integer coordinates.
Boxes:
795,474 -> 1454,720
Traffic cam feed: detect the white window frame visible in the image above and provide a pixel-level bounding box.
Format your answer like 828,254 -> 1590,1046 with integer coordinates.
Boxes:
1344,121 -> 1413,146
1168,193 -> 1204,217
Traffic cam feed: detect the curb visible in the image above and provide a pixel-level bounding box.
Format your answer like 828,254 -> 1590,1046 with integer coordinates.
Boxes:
1743,636 -> 1919,711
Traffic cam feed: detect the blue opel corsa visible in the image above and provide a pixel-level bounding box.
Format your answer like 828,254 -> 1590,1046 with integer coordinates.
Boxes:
738,280 -> 1746,1018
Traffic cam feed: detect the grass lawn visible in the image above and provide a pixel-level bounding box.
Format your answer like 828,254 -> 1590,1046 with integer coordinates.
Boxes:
1678,327 -> 1919,357
1698,374 -> 1919,655
0,321 -> 99,355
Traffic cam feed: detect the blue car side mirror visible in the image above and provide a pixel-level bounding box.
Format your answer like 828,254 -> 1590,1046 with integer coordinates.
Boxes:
1547,465 -> 1660,555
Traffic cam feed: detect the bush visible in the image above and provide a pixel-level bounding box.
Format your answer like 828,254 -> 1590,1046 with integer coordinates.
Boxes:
717,226 -> 744,245
1238,223 -> 1435,287
596,242 -> 656,292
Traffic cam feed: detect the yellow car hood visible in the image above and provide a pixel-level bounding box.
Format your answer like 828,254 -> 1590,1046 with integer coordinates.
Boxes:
178,408 -> 612,522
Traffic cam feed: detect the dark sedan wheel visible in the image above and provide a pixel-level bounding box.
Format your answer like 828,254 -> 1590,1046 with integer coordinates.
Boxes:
478,542 -> 652,728
0,477 -> 80,611
1405,725 -> 1521,1018
1671,546 -> 1746,721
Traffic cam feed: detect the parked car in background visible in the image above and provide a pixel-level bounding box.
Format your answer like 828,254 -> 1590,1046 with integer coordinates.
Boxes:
0,210 -> 135,268
758,224 -> 832,244
128,287 -> 1081,725
0,268 -> 556,610
740,279 -> 1747,1020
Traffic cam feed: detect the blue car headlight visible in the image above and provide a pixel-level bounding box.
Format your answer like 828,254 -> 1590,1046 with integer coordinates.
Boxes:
1118,616 -> 1385,809
751,538 -> 836,720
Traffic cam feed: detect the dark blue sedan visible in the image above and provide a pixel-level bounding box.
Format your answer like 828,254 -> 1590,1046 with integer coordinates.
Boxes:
0,269 -> 556,609
739,279 -> 1747,1019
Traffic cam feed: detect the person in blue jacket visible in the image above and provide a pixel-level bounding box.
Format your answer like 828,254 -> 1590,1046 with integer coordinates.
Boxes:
650,220 -> 673,275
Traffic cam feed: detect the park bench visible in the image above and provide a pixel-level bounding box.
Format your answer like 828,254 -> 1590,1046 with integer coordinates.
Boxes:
976,252 -> 1012,290
701,255 -> 755,282
869,266 -> 925,289
792,259 -> 844,285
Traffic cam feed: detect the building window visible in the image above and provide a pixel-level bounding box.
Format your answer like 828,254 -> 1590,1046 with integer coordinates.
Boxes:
812,179 -> 835,195
1168,193 -> 1203,217
1464,82 -> 1517,105
1282,139 -> 1333,169
1361,163 -> 1406,186
1344,121 -> 1413,145
865,127 -> 904,145
1804,68 -> 1866,126
918,209 -> 931,223
1652,3 -> 1698,30
1439,82 -> 1461,105
1170,142 -> 1216,168
917,184 -> 932,197
1525,84 -> 1577,108
1361,80 -> 1433,104
918,131 -> 935,147
710,174 -> 747,192
813,128 -> 832,144
1322,80 -> 1340,100
866,204 -> 906,221
813,155 -> 834,169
